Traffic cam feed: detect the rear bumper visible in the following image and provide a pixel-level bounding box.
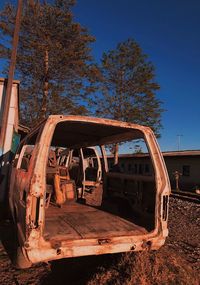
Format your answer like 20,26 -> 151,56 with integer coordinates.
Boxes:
26,232 -> 167,264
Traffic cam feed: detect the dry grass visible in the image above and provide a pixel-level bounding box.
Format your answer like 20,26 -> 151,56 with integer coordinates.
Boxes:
87,247 -> 199,285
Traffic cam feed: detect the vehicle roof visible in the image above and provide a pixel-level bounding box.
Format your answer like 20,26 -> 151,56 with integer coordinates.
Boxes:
49,115 -> 150,130
29,115 -> 151,131
25,115 -> 152,148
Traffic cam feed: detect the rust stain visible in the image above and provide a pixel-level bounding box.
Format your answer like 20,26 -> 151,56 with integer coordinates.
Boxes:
8,115 -> 170,268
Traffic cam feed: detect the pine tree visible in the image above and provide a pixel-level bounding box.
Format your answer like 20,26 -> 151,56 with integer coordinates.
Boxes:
0,0 -> 98,126
90,39 -> 163,163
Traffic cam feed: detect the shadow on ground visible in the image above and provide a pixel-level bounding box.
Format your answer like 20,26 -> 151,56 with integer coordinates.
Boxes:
40,253 -> 121,285
0,218 -> 17,263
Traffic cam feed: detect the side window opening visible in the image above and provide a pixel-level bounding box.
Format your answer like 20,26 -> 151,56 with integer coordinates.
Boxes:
107,138 -> 154,178
16,130 -> 40,172
19,145 -> 34,171
82,147 -> 101,182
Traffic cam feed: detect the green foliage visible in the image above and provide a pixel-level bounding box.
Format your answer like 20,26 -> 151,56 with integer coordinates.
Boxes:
0,0 -> 98,126
0,2 -> 163,135
90,39 -> 163,137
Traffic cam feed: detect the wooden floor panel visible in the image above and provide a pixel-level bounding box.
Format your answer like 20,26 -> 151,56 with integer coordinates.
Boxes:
44,202 -> 147,241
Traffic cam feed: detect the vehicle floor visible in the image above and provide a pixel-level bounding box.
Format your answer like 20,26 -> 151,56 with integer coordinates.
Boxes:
44,201 -> 147,241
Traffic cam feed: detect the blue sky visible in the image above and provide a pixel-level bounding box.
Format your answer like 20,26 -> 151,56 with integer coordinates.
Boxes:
0,0 -> 200,151
73,0 -> 200,151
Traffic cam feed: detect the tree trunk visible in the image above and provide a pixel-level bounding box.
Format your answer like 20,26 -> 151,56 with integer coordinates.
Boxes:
113,143 -> 119,165
41,49 -> 49,119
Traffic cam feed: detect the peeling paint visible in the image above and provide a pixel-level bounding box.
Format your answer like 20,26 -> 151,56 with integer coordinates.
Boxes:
8,116 -> 170,267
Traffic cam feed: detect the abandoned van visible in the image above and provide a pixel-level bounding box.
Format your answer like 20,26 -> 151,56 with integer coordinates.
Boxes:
9,115 -> 170,268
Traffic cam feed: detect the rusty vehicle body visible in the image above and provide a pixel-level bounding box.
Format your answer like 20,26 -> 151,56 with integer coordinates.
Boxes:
9,115 -> 170,268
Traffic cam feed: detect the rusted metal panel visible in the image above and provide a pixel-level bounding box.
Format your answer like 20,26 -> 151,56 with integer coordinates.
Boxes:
8,115 -> 170,267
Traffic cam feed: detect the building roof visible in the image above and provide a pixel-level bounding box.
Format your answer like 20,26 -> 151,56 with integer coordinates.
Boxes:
107,150 -> 200,159
162,150 -> 200,157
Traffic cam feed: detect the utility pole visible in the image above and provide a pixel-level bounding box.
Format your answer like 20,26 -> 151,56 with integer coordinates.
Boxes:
177,134 -> 183,151
0,0 -> 23,154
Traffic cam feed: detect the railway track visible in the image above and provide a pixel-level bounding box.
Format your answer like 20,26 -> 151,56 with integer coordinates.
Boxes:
171,190 -> 200,204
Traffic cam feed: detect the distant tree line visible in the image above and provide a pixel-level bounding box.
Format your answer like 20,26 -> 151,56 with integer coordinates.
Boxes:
0,0 -> 163,155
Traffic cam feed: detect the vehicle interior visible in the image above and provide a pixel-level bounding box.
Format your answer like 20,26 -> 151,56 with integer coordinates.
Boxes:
43,120 -> 157,243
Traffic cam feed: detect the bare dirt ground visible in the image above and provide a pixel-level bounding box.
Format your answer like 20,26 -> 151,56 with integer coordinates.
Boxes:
0,197 -> 199,285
